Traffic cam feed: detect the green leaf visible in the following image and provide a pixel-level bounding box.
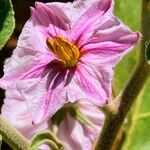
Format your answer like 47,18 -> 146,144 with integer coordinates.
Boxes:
121,79 -> 150,150
29,131 -> 63,150
113,0 -> 141,94
0,0 -> 15,50
145,41 -> 150,64
114,0 -> 150,149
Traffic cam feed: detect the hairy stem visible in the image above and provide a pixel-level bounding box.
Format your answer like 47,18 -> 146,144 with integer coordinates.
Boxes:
140,0 -> 150,63
0,116 -> 30,150
94,0 -> 150,149
95,63 -> 150,150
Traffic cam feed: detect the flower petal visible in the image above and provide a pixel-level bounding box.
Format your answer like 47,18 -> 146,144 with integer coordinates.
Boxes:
58,112 -> 99,150
0,6 -> 63,89
80,17 -> 140,67
0,47 -> 53,89
12,62 -> 73,124
31,2 -> 69,39
17,18 -> 48,54
57,100 -> 104,150
1,89 -> 49,139
67,63 -> 112,105
78,100 -> 104,126
2,96 -> 104,150
58,113 -> 84,150
70,0 -> 114,45
46,0 -> 105,25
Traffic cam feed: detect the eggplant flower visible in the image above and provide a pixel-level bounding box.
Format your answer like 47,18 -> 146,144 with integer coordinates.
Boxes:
0,0 -> 140,123
2,90 -> 104,150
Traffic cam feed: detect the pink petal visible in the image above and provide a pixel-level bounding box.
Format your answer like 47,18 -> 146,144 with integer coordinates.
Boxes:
8,61 -> 108,123
38,145 -> 51,150
17,18 -> 49,54
1,89 -> 49,139
2,96 -> 104,150
0,47 -> 53,89
67,63 -> 112,105
80,17 -> 140,67
45,0 -> 114,45
58,101 -> 104,150
69,0 -> 114,45
12,63 -> 71,123
79,100 -> 104,126
0,5 -> 63,89
58,113 -> 84,150
46,0 -> 113,27
31,2 -> 69,39
58,113 -> 97,150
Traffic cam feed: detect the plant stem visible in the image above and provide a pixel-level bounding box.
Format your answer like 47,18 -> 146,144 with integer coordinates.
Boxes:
140,0 -> 150,63
94,63 -> 150,150
0,116 -> 30,150
94,0 -> 150,149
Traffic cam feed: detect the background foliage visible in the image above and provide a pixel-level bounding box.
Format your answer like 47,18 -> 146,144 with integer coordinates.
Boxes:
114,0 -> 150,149
0,0 -> 15,50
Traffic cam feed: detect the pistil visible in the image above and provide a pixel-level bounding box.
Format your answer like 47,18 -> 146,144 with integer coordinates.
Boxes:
47,36 -> 80,67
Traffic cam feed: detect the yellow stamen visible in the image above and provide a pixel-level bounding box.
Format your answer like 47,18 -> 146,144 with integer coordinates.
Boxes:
46,36 -> 80,67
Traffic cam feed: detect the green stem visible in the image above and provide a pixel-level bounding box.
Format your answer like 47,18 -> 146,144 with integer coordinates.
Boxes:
94,63 -> 150,150
140,0 -> 150,63
94,0 -> 150,149
0,116 -> 30,150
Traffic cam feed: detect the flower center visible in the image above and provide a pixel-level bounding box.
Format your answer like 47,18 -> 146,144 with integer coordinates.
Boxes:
46,36 -> 80,67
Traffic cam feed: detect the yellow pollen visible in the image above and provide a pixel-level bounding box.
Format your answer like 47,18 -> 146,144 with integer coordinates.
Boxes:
46,36 -> 80,67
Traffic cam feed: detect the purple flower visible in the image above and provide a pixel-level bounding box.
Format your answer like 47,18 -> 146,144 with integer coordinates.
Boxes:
2,90 -> 104,149
0,0 -> 140,123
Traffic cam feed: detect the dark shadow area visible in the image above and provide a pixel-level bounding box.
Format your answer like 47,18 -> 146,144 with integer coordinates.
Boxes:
0,0 -> 10,30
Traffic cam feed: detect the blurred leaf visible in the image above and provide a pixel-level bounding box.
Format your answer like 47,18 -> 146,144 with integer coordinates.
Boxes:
0,0 -> 15,50
114,0 -> 150,149
113,0 -> 141,94
145,41 -> 150,64
122,79 -> 150,150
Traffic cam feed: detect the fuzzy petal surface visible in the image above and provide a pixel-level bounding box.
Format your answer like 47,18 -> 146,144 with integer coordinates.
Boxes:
1,89 -> 50,139
2,97 -> 104,150
57,100 -> 104,150
0,0 -> 140,123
